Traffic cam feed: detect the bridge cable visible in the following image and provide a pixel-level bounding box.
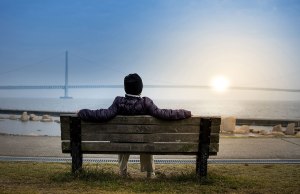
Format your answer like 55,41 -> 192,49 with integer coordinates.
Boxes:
0,52 -> 65,77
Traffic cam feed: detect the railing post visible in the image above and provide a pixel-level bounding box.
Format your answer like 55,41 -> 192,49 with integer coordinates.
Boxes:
70,116 -> 82,173
196,118 -> 211,177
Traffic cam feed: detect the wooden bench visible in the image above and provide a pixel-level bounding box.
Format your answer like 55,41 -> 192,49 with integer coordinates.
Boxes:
60,114 -> 221,177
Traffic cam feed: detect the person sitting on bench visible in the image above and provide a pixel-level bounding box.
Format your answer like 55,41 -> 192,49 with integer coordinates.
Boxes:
78,73 -> 191,178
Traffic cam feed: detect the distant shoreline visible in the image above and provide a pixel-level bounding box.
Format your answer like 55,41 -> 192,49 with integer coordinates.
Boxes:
0,109 -> 74,117
1,108 -> 299,127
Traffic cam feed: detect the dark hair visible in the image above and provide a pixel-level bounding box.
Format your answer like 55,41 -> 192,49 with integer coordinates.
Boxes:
124,73 -> 143,95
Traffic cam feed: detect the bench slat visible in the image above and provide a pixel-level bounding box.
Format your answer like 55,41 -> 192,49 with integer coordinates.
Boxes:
80,133 -> 219,143
83,133 -> 219,143
82,124 -> 200,133
82,115 -> 202,125
82,133 -> 199,142
62,142 -> 219,154
81,124 -> 220,133
61,115 -> 221,125
61,123 -> 220,140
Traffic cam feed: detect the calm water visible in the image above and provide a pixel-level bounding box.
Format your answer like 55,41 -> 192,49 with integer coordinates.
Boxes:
1,97 -> 300,119
0,97 -> 300,136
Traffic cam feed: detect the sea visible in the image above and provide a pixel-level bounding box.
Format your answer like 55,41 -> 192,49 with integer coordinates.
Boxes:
0,97 -> 300,136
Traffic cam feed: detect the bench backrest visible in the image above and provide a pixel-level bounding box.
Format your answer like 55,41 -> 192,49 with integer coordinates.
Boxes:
60,115 -> 221,155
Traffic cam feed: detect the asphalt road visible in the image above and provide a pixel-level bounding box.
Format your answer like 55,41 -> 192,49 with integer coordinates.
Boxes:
0,135 -> 299,159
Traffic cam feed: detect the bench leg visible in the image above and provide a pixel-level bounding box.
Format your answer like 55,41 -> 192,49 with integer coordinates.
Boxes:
197,118 -> 211,178
70,116 -> 82,173
71,142 -> 82,173
196,144 -> 209,177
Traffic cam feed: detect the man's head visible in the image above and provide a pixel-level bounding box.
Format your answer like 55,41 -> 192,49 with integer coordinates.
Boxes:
124,73 -> 143,95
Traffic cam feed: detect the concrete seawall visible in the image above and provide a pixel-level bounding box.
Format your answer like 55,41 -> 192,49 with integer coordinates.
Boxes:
1,109 -> 299,127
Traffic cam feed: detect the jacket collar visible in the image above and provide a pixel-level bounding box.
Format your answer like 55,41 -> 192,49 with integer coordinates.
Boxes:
125,94 -> 141,98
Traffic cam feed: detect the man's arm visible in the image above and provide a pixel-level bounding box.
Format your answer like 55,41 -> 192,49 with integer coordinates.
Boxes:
77,97 -> 119,122
144,97 -> 191,120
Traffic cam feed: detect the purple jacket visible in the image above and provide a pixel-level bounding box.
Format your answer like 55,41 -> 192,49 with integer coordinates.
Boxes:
78,95 -> 191,122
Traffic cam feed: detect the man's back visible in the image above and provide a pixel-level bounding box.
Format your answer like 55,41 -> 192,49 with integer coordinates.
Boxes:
78,95 -> 191,122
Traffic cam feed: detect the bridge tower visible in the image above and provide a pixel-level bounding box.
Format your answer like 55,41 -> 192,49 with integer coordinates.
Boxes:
60,50 -> 72,99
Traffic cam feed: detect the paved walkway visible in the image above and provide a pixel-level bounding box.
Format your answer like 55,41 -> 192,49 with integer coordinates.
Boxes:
1,135 -> 299,159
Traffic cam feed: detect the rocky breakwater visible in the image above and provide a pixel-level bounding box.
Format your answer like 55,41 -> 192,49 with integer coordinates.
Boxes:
40,115 -> 53,122
6,112 -> 60,123
221,116 -> 300,137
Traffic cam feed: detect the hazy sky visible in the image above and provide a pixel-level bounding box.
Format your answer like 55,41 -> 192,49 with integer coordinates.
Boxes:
0,0 -> 300,99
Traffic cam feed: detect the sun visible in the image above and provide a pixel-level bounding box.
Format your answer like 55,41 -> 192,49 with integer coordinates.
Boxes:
211,76 -> 230,92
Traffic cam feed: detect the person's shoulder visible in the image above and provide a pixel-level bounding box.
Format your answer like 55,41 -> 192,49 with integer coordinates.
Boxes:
114,96 -> 124,100
142,96 -> 155,105
142,96 -> 153,101
112,96 -> 125,103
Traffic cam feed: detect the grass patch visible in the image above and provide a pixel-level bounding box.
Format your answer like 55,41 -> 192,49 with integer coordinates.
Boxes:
0,161 -> 299,193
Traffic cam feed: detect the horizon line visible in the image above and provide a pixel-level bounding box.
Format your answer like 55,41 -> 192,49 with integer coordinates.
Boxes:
0,84 -> 299,93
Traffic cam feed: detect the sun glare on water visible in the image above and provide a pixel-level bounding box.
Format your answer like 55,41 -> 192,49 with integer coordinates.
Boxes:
211,76 -> 230,92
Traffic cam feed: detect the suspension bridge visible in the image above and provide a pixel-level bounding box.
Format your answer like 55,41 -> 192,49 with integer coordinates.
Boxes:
0,51 -> 299,98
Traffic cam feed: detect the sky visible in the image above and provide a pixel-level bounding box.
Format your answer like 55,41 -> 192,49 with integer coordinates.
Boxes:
0,0 -> 300,100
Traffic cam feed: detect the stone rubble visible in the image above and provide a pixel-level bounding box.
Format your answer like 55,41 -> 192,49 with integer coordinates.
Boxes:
271,131 -> 285,137
250,128 -> 261,134
272,124 -> 283,132
259,130 -> 270,135
285,123 -> 295,135
41,115 -> 53,122
219,116 -> 300,137
234,125 -> 250,134
20,112 -> 30,122
30,114 -> 41,121
221,116 -> 236,132
2,112 -> 55,123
